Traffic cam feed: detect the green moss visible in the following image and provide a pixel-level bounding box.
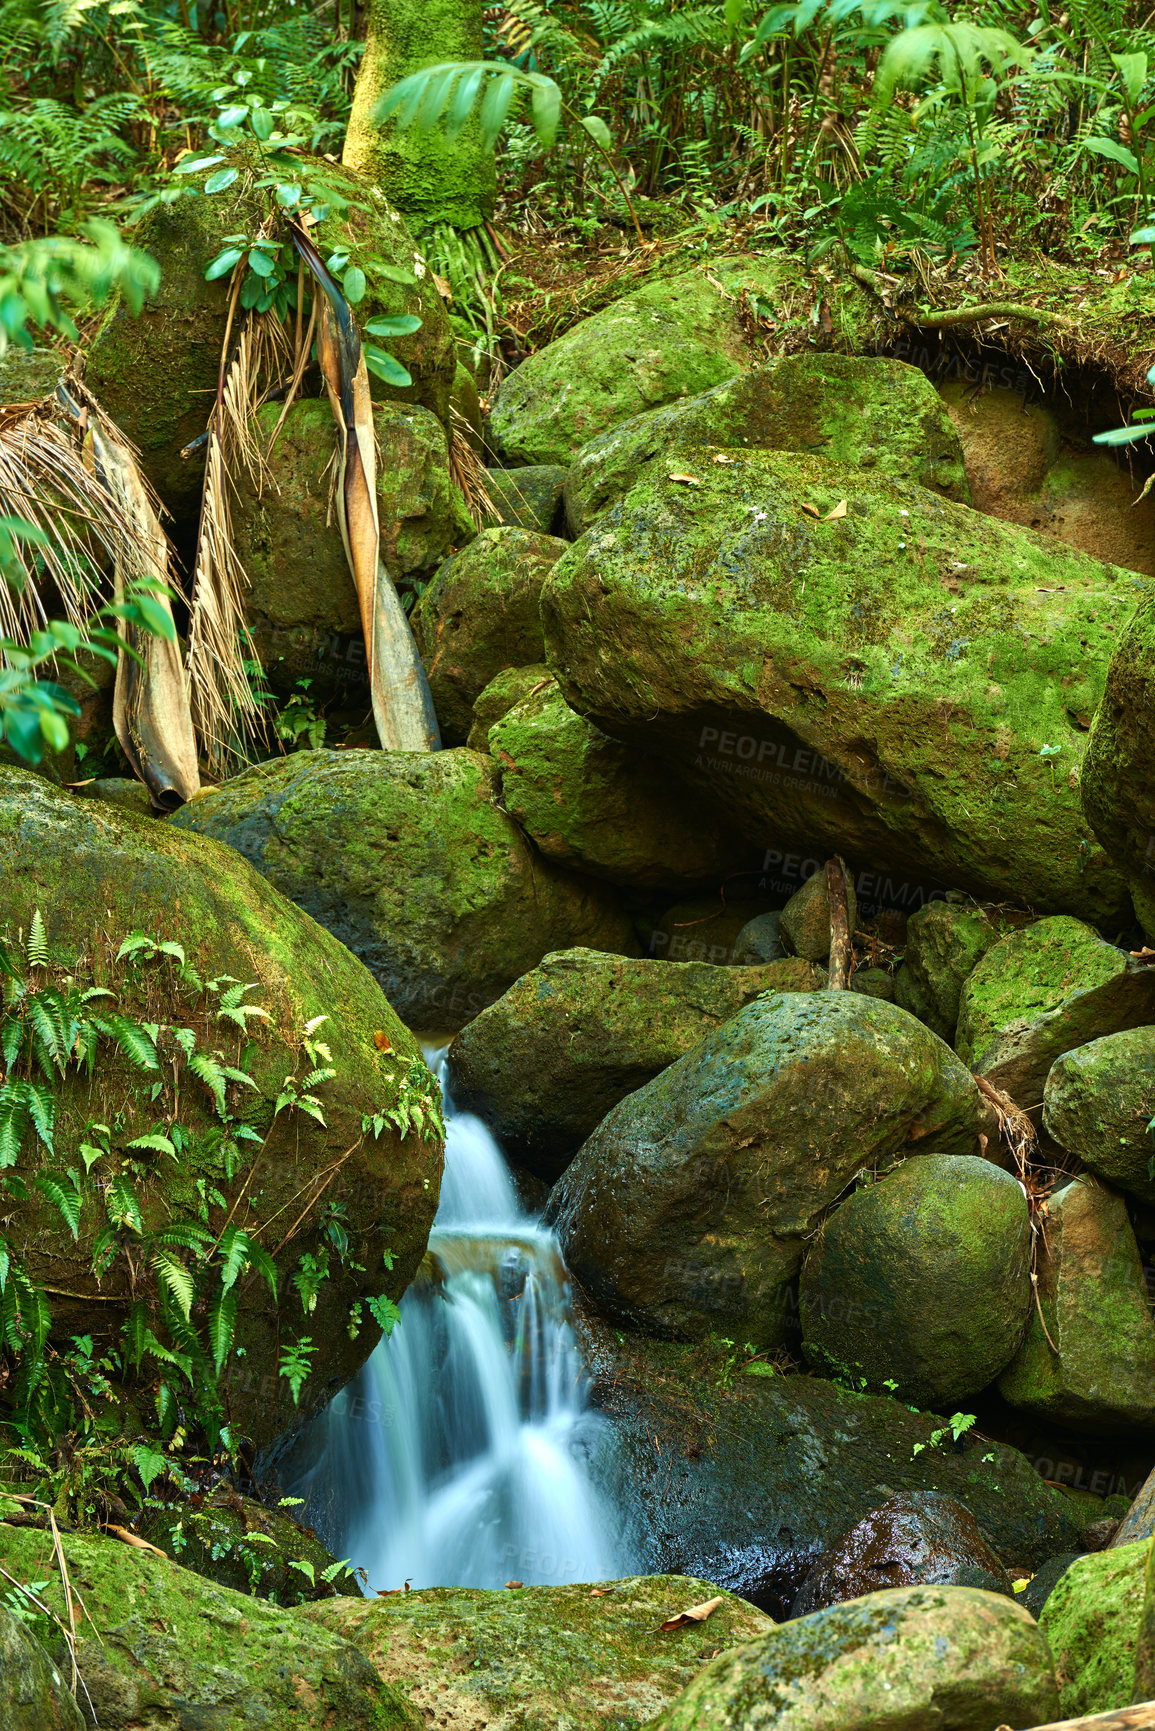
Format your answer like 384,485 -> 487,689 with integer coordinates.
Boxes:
955,916 -> 1133,1065
1082,580 -> 1155,938
1040,1540 -> 1149,1716
138,1488 -> 359,1604
894,900 -> 999,1041
1044,1026 -> 1155,1203
466,663 -> 553,750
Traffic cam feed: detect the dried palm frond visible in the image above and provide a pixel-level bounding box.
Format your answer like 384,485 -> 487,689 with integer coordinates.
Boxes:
448,406 -> 497,531
290,222 -> 439,753
186,285 -> 288,774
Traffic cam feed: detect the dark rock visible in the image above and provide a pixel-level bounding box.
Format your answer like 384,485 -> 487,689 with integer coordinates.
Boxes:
731,911 -> 782,963
1021,1552 -> 1082,1621
1044,1026 -> 1155,1204
485,464 -> 567,534
0,1602 -> 83,1730
893,899 -> 1000,1042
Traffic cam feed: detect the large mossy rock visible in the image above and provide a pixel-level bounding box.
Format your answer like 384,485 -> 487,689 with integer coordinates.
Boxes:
448,948 -> 825,1182
578,1326 -> 1082,1616
998,1177 -> 1155,1431
84,159 -> 454,521
234,399 -> 473,697
651,1585 -> 1059,1731
410,526 -> 565,742
0,1604 -> 82,1731
490,675 -> 757,890
1045,1025 -> 1155,1204
1039,1539 -> 1149,1716
0,766 -> 440,1445
0,1515 -> 420,1730
564,353 -> 970,536
137,1487 -> 358,1604
170,748 -> 638,1030
488,257 -> 792,468
894,898 -> 1001,1042
790,1493 -> 1013,1616
301,1575 -> 772,1731
954,915 -> 1155,1103
540,451 -> 1131,925
548,992 -> 983,1343
799,1154 -> 1032,1408
466,662 -> 553,749
1081,581 -> 1155,939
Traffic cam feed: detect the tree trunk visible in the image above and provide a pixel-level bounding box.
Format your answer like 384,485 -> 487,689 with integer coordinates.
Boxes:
343,0 -> 496,231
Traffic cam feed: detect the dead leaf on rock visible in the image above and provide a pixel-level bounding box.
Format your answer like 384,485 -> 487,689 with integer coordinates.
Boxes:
505,1579 -> 524,1589
103,1525 -> 168,1558
823,499 -> 848,520
656,1595 -> 724,1631
801,503 -> 821,518
668,473 -> 702,485
373,1030 -> 392,1052
590,1587 -> 613,1597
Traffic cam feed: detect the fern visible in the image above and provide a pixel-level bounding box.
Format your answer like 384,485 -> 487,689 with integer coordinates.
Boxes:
153,1247 -> 196,1322
32,1171 -> 81,1238
25,911 -> 47,967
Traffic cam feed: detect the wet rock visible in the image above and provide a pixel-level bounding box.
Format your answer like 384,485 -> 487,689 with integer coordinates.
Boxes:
302,1574 -> 771,1731
800,1154 -> 1032,1408
998,1177 -> 1155,1431
411,526 -> 565,741
1113,1463 -> 1155,1548
0,766 -> 439,1447
790,1493 -> 1013,1615
85,157 -> 453,520
466,663 -> 552,750
235,399 -> 473,698
448,947 -> 824,1182
894,898 -> 1001,1042
0,1603 -> 83,1730
541,451 -> 1129,927
489,676 -> 756,890
565,353 -> 969,536
137,1487 -> 359,1603
780,865 -> 858,962
170,748 -> 638,1031
955,916 -> 1155,1104
1022,1553 -> 1083,1621
488,257 -> 791,468
1039,1539 -> 1148,1716
548,993 -> 983,1343
485,463 -> 567,533
731,911 -> 782,963
579,1326 -> 1082,1615
652,1585 -> 1059,1731
1081,577 -> 1155,940
0,1514 -> 420,1730
1044,1026 -> 1155,1204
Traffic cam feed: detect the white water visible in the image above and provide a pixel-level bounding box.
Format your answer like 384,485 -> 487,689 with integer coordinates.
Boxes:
288,1053 -> 623,1593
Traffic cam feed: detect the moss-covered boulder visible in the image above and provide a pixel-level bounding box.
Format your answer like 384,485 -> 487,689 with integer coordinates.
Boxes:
0,1604 -> 82,1731
137,1487 -> 359,1604
780,865 -> 858,963
954,916 -> 1155,1103
486,464 -> 568,534
540,451 -> 1131,925
301,1575 -> 771,1731
448,947 -> 824,1182
1039,1539 -> 1148,1716
235,399 -> 474,697
0,1515 -> 420,1730
651,1585 -> 1059,1731
894,898 -> 1001,1042
790,1493 -> 1013,1616
998,1177 -> 1155,1431
0,766 -> 440,1445
564,353 -> 970,537
1082,582 -> 1155,939
410,526 -> 565,742
84,157 -> 454,519
170,748 -> 637,1030
466,663 -> 553,750
1134,1535 -> 1155,1701
0,344 -> 66,403
799,1154 -> 1031,1408
578,1323 -> 1082,1615
548,993 -> 983,1343
488,257 -> 793,468
490,676 -> 757,890
1044,1027 -> 1155,1203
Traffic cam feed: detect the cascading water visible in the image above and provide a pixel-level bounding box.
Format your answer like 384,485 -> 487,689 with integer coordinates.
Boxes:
286,1051 -> 625,1592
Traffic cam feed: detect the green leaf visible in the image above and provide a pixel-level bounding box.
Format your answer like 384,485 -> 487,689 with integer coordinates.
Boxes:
579,114 -> 613,151
249,107 -> 275,142
127,1132 -> 176,1158
133,1443 -> 169,1491
365,346 -> 413,388
342,266 -> 366,304
204,168 -> 239,195
446,64 -> 486,141
174,154 -> 224,175
107,1174 -> 143,1234
153,1246 -> 195,1321
366,1293 -> 402,1337
289,1558 -> 316,1586
365,314 -> 422,338
1113,51 -> 1148,107
217,104 -> 249,129
208,1288 -> 238,1373
1094,424 -> 1155,446
1131,227 -> 1155,246
33,1171 -> 81,1238
247,248 -> 276,280
1082,136 -> 1140,174
529,75 -> 562,148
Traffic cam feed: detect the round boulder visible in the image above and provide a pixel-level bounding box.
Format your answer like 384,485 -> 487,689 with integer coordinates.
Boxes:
170,748 -> 638,1030
1044,1026 -> 1155,1203
547,993 -> 983,1343
780,865 -> 858,963
791,1492 -> 1012,1616
800,1154 -> 1032,1409
894,898 -> 1000,1042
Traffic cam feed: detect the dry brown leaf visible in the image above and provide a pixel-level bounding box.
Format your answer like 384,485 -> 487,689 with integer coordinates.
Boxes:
801,503 -> 821,518
589,1587 -> 613,1597
373,1030 -> 393,1052
823,499 -> 848,520
103,1525 -> 168,1558
432,272 -> 453,302
656,1595 -> 724,1631
668,473 -> 702,485
505,1579 -> 524,1589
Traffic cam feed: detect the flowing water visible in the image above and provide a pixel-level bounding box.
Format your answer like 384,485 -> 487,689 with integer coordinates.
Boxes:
286,1051 -> 624,1592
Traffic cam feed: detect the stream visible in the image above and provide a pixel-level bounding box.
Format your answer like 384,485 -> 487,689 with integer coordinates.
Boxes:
287,1049 -> 626,1592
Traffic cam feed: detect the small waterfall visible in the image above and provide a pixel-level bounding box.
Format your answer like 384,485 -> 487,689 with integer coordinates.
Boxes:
286,1052 -> 623,1592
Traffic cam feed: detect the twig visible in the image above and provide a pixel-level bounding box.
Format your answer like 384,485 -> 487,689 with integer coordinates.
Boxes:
846,265 -> 1079,333
48,1507 -> 78,1699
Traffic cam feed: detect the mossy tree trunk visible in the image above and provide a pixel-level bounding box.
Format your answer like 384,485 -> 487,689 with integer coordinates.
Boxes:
343,0 -> 496,231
